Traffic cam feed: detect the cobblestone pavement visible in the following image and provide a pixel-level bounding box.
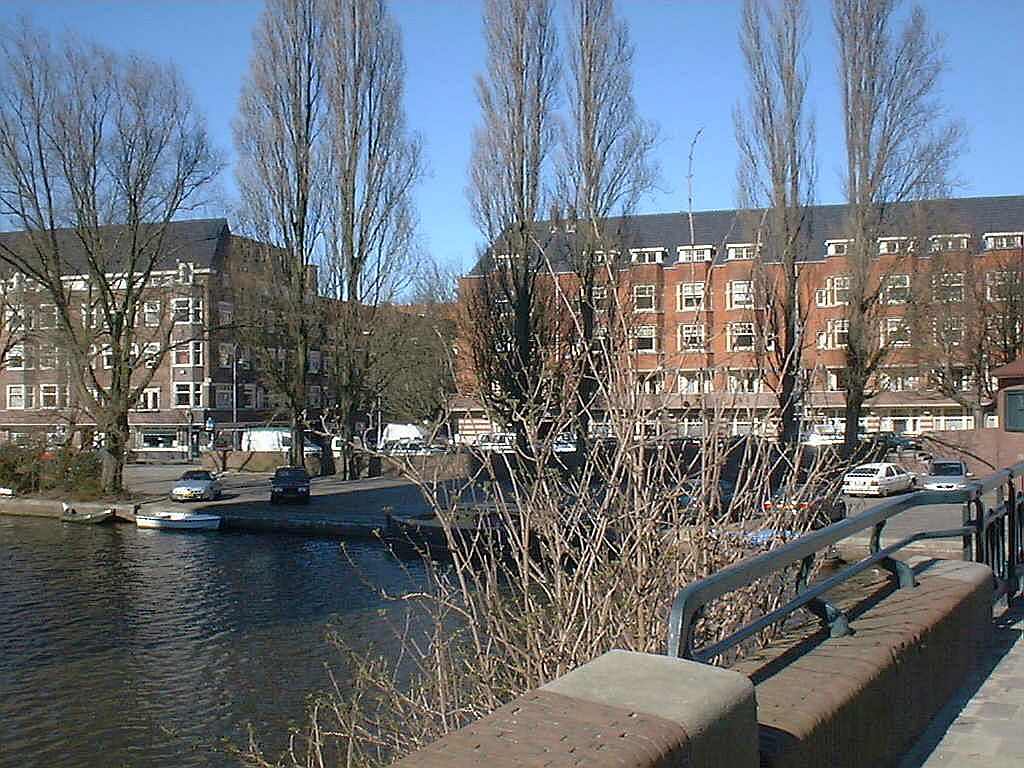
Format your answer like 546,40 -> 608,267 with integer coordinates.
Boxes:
900,599 -> 1024,766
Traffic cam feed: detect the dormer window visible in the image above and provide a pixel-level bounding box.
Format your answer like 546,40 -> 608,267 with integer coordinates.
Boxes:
878,237 -> 915,255
592,250 -> 618,265
825,239 -> 853,257
984,232 -> 1024,250
929,234 -> 970,253
630,247 -> 666,265
677,245 -> 715,263
726,243 -> 759,260
177,261 -> 195,284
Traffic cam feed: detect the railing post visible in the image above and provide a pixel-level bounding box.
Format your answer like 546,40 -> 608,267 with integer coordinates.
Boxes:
1009,474 -> 1020,598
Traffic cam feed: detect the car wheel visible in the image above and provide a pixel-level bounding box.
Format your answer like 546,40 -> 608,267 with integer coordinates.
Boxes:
270,494 -> 278,504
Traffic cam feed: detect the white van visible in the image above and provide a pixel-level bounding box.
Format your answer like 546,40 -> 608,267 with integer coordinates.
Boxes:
241,427 -> 321,456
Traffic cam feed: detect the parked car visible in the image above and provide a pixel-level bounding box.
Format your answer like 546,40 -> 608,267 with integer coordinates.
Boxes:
473,433 -> 516,454
270,466 -> 311,504
842,462 -> 917,497
920,458 -> 971,491
171,470 -> 222,502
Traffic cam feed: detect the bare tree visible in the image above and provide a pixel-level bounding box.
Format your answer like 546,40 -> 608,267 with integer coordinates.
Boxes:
735,0 -> 816,448
833,0 -> 964,456
466,0 -> 561,445
559,0 -> 657,451
318,0 -> 424,478
234,0 -> 327,467
0,22 -> 221,492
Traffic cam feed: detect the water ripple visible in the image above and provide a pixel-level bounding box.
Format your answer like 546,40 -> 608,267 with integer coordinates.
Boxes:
0,516 -> 428,767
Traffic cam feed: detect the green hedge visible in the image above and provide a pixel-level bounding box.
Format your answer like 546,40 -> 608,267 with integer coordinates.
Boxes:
0,444 -> 103,498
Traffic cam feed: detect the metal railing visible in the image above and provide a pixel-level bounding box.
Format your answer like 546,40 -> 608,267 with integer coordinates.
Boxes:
666,461 -> 1024,662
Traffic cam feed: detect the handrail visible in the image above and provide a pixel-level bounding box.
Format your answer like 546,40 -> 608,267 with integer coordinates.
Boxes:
666,460 -> 1024,661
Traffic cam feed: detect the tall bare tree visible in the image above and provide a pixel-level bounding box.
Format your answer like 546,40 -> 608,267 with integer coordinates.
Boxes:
234,0 -> 327,467
0,22 -> 220,492
560,0 -> 657,450
466,0 -> 561,444
834,0 -> 963,456
320,0 -> 424,478
735,0 -> 816,448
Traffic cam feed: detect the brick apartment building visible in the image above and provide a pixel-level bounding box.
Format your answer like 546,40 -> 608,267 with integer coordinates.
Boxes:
0,219 -> 328,460
455,195 -> 1024,442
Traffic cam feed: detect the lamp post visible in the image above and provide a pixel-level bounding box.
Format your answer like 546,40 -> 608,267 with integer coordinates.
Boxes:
186,408 -> 194,461
232,344 -> 238,436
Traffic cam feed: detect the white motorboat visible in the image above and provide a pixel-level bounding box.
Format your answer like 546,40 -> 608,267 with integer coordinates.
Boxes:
135,510 -> 222,531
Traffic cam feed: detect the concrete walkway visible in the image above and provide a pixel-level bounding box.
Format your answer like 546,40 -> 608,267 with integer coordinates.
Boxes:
900,598 -> 1024,766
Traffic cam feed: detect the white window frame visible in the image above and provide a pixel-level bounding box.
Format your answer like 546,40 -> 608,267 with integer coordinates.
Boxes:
173,340 -> 204,367
878,236 -> 914,255
173,382 -> 203,408
929,234 -> 970,253
678,323 -> 706,351
987,270 -> 1017,301
677,282 -> 705,311
39,384 -> 64,409
630,247 -> 666,265
677,370 -> 713,395
172,297 -> 202,324
984,232 -> 1024,250
727,280 -> 754,310
831,318 -> 849,348
932,271 -> 965,303
632,324 -> 658,353
677,245 -> 714,263
136,387 -> 160,411
726,243 -> 759,260
726,369 -> 763,393
7,384 -> 33,409
7,343 -> 26,371
214,384 -> 233,409
825,239 -> 853,257
632,284 -> 656,312
935,316 -> 964,346
143,301 -> 162,327
177,261 -> 195,284
884,317 -> 911,347
885,274 -> 911,304
728,321 -> 756,352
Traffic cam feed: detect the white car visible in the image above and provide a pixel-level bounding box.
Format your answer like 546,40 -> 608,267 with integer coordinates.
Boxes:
842,462 -> 917,497
170,470 -> 223,501
921,458 -> 971,491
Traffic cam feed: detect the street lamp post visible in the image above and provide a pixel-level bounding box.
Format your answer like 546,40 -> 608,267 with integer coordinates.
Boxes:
232,344 -> 238,440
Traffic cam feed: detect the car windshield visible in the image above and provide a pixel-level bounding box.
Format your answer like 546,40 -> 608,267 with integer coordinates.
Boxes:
275,468 -> 308,480
182,471 -> 212,481
930,462 -> 965,476
847,467 -> 880,477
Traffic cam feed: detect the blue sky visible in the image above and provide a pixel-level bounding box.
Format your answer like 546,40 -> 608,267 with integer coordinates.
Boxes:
0,1 -> 1021,274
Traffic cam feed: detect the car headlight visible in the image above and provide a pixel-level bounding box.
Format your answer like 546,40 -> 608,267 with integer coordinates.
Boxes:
273,486 -> 283,492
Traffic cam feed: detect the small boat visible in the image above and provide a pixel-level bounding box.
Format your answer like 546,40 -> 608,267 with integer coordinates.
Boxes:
61,506 -> 114,525
135,510 -> 222,531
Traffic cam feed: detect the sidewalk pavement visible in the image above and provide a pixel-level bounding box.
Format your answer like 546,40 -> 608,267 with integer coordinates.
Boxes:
900,599 -> 1024,766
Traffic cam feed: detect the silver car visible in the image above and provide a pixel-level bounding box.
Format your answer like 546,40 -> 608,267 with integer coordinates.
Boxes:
921,458 -> 971,492
171,470 -> 223,501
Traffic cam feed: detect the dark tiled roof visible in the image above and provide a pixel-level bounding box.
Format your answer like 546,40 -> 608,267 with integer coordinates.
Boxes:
468,195 -> 1024,275
992,359 -> 1024,380
0,218 -> 230,274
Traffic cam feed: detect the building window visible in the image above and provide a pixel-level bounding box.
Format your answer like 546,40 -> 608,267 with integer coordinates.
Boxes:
36,303 -> 57,329
932,271 -> 964,302
984,232 -> 1024,250
630,248 -> 666,265
885,274 -> 911,304
218,343 -> 233,369
677,282 -> 705,311
8,343 -> 25,371
101,345 -> 115,370
39,384 -> 64,409
884,317 -> 911,347
678,370 -> 713,394
631,325 -> 657,353
728,322 -> 755,352
173,382 -> 202,408
726,243 -> 759,260
136,388 -> 160,411
929,234 -> 970,253
727,280 -> 754,310
677,245 -> 714,263
307,385 -> 322,407
173,341 -> 204,367
309,350 -> 322,374
678,323 -> 706,351
7,384 -> 33,409
878,237 -> 914,255
879,371 -> 919,392
632,284 -> 656,312
214,384 -> 233,409
825,239 -> 853,257
217,301 -> 234,325
935,316 -> 964,346
987,270 -> 1018,301
172,297 -> 203,324
144,301 -> 162,327
82,303 -> 100,329
727,369 -> 762,393
831,319 -> 849,348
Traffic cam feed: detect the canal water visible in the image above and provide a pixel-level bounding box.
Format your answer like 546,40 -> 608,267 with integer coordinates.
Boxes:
0,516 -> 429,768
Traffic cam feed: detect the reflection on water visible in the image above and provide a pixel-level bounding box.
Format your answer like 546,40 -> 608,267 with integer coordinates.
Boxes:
0,516 -> 427,768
